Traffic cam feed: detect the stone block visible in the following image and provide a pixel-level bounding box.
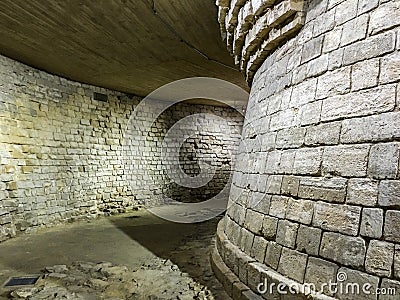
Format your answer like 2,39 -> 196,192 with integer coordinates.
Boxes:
304,257 -> 338,296
379,181 -> 400,207
360,208 -> 383,239
328,48 -> 344,70
244,209 -> 264,235
336,267 -> 379,300
264,241 -> 282,270
292,147 -> 323,175
262,215 -> 278,240
346,178 -> 378,206
316,66 -> 351,100
279,150 -> 295,174
251,236 -> 268,263
281,175 -> 299,196
240,228 -> 255,255
269,109 -> 295,131
305,121 -> 341,146
313,7 -> 335,37
313,202 -> 361,236
343,31 -> 395,66
286,198 -> 314,225
369,1 -> 400,35
298,176 -> 347,203
368,143 -> 400,179
248,192 -> 270,214
384,210 -> 400,243
265,175 -> 282,194
380,51 -> 400,84
269,195 -> 288,218
334,0 -> 358,25
296,225 -> 322,256
341,111 -> 400,143
320,232 -> 366,267
265,151 -> 282,174
290,78 -> 317,108
275,127 -> 306,149
323,27 -> 342,53
321,84 -> 396,122
365,240 -> 394,277
351,58 -> 379,92
357,0 -> 378,14
276,220 -> 299,248
379,279 -> 400,300
299,100 -> 322,126
277,248 -> 308,283
322,144 -> 370,177
395,245 -> 400,280
340,14 -> 368,46
301,35 -> 323,63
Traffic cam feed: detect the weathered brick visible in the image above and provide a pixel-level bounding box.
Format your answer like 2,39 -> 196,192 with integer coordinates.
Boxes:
365,240 -> 394,277
322,144 -> 370,177
313,202 -> 361,236
320,232 -> 366,268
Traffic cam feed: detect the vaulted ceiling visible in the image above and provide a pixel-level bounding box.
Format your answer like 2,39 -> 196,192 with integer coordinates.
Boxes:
0,0 -> 247,96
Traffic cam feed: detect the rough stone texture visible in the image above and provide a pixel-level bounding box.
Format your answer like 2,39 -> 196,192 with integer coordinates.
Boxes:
296,225 -> 322,256
304,257 -> 338,296
365,240 -> 394,277
368,143 -> 400,179
346,178 -> 378,206
320,232 -> 366,268
384,211 -> 400,243
275,219 -> 299,248
336,267 -> 380,300
0,55 -> 243,242
277,248 -> 307,283
379,181 -> 400,207
360,208 -> 383,239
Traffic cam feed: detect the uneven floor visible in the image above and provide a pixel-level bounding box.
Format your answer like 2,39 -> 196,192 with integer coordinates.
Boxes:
0,209 -> 230,299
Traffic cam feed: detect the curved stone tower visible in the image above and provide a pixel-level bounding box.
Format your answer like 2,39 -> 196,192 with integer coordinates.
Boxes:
212,0 -> 400,299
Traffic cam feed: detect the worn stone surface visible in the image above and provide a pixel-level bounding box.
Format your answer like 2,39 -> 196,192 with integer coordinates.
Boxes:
384,211 -> 400,243
346,178 -> 378,206
336,267 -> 380,300
296,225 -> 322,256
379,181 -> 400,207
277,248 -> 308,283
365,240 -> 394,277
320,232 -> 366,268
276,219 -> 299,248
304,257 -> 338,296
368,143 -> 400,179
360,208 -> 383,239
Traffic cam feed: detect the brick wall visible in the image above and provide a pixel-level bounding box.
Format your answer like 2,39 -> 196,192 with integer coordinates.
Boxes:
213,0 -> 400,299
0,55 -> 244,242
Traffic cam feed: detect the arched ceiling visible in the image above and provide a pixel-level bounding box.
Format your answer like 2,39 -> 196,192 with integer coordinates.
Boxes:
0,0 -> 248,97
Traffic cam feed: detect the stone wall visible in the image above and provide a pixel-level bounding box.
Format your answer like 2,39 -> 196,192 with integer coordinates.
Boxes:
0,54 -> 244,242
212,0 -> 400,299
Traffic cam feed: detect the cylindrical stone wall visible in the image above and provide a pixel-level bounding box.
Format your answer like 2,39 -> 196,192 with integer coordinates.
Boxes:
212,0 -> 400,299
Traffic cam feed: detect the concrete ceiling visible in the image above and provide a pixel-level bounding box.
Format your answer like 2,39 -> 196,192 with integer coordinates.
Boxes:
0,0 -> 248,97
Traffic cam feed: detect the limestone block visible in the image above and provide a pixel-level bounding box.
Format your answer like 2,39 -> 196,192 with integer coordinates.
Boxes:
351,58 -> 379,92
357,0 -> 378,14
277,248 -> 308,283
321,144 -> 370,177
313,7 -> 335,37
244,209 -> 265,235
281,175 -> 299,196
313,202 -> 361,236
251,235 -> 268,262
334,0 -> 358,25
340,14 -> 368,47
341,112 -> 400,143
346,178 -> 378,206
380,51 -> 400,84
275,127 -> 306,149
261,215 -> 278,240
269,195 -> 288,218
379,279 -> 400,300
365,240 -> 394,277
276,219 -> 299,248
343,31 -> 395,66
316,66 -> 351,100
369,1 -> 400,35
286,198 -> 314,225
384,211 -> 400,243
301,35 -> 323,63
264,241 -> 282,270
360,208 -> 383,239
336,267 -> 379,300
320,232 -> 366,268
296,225 -> 322,256
299,99 -> 322,126
305,121 -> 341,146
292,147 -> 323,175
290,78 -> 317,108
368,143 -> 400,179
379,181 -> 400,207
304,257 -> 338,296
328,48 -> 344,71
323,27 -> 342,53
395,245 -> 400,280
298,176 -> 347,203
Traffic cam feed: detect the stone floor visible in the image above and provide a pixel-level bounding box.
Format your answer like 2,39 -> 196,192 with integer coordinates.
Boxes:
0,209 -> 230,299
